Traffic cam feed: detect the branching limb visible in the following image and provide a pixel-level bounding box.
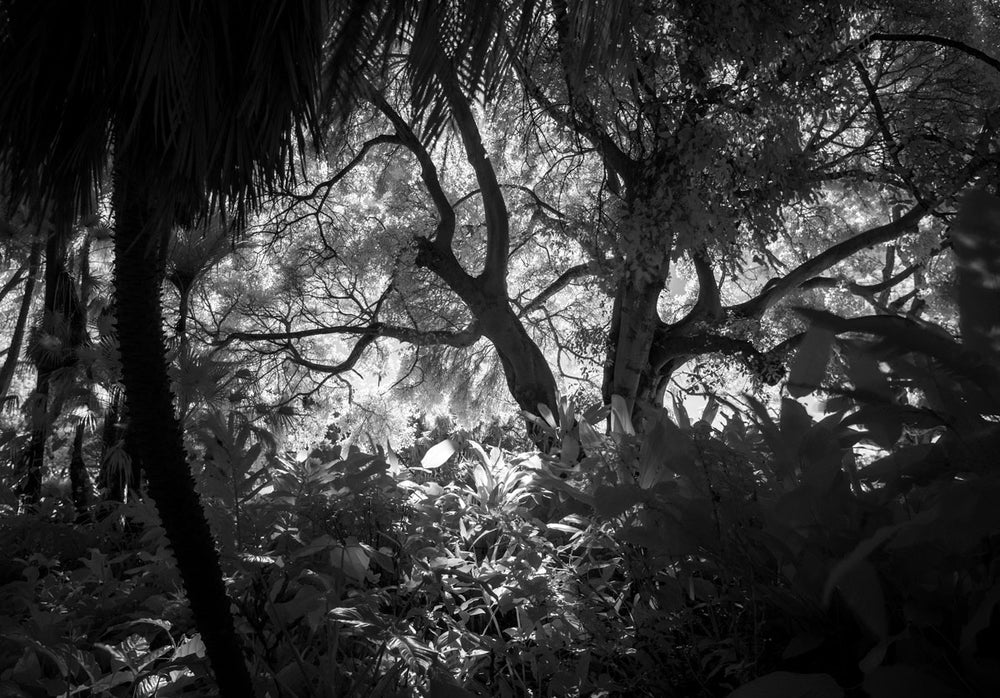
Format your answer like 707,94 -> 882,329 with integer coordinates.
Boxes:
871,32 -> 1000,75
434,62 -> 510,292
518,262 -> 597,317
367,88 -> 458,250
729,200 -> 934,319
286,134 -> 401,202
283,333 -> 377,375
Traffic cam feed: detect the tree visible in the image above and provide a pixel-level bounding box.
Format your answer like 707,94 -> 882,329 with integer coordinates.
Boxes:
0,2 -> 333,694
509,0 -> 999,414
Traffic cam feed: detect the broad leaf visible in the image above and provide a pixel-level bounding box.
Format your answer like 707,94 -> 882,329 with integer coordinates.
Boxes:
421,439 -> 458,469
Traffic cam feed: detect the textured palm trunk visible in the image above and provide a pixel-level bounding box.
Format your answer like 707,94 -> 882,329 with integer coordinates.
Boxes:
70,421 -> 89,519
98,388 -> 127,500
21,368 -> 49,505
112,158 -> 254,697
22,216 -> 73,505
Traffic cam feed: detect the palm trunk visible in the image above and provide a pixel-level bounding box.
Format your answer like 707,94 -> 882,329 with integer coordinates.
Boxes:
112,158 -> 254,697
21,368 -> 49,505
0,239 -> 41,406
22,213 -> 73,505
98,387 -> 125,500
70,421 -> 89,519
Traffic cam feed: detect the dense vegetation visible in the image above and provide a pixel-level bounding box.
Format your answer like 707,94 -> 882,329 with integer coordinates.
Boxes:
1,1 -> 999,696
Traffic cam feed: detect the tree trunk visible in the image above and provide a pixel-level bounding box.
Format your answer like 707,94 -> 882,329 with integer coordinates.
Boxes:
478,303 -> 559,419
602,275 -> 664,414
112,157 -> 254,697
0,238 -> 41,406
21,210 -> 74,505
21,368 -> 49,505
70,421 -> 89,520
98,387 -> 127,500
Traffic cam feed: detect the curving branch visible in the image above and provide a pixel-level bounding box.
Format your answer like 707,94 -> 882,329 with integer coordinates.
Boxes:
284,333 -> 378,375
518,262 -> 596,317
435,61 -> 510,292
368,89 -> 458,251
729,200 -> 933,319
871,32 -> 1000,75
506,30 -> 633,183
217,321 -> 481,350
802,259 -> 921,293
287,134 -> 401,202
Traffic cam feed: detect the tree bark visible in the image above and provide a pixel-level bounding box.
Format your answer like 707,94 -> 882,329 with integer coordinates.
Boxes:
70,421 -> 89,519
477,303 -> 558,418
112,156 -> 254,697
0,265 -> 31,414
21,208 -> 73,505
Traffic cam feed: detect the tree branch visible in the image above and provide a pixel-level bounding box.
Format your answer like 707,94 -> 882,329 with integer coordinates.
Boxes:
435,63 -> 510,292
368,88 -> 458,251
871,32 -> 1000,75
217,321 -> 481,350
284,333 -> 377,375
287,134 -> 401,202
518,262 -> 595,317
729,201 -> 933,319
506,32 -> 634,183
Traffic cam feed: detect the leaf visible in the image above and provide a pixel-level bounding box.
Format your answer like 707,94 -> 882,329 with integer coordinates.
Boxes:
670,392 -> 691,429
578,420 -> 604,451
960,585 -> 1000,653
843,345 -> 891,402
560,434 -> 580,464
330,542 -> 370,585
639,411 -> 698,486
421,439 -> 457,469
537,403 -> 557,428
787,328 -> 834,397
173,635 -> 206,659
728,672 -> 843,698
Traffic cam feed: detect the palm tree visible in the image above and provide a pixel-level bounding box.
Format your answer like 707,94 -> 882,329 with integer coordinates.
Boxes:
0,1 -> 539,693
0,3 -> 334,694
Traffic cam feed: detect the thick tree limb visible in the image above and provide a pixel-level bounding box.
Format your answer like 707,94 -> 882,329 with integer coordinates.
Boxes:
436,63 -> 510,292
218,321 -> 481,350
284,333 -> 377,374
689,249 -> 722,321
729,201 -> 932,319
518,262 -> 595,317
369,90 -> 457,250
